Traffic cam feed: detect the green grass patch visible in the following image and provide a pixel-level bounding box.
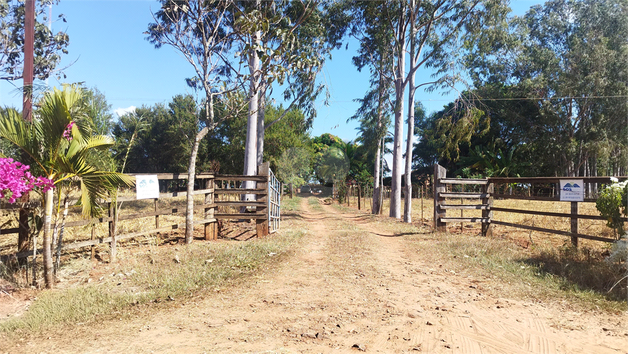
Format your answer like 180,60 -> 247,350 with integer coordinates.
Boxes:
281,196 -> 302,212
308,197 -> 323,211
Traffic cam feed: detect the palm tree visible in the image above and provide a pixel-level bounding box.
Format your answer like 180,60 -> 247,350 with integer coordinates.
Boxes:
0,85 -> 134,288
316,146 -> 350,199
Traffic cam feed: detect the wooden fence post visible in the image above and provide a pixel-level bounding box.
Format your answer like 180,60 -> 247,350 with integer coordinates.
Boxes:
154,198 -> 159,229
257,162 -> 269,238
571,202 -> 578,247
205,176 -> 217,240
420,185 -> 424,223
482,182 -> 493,237
358,184 -> 361,211
90,224 -> 95,261
109,202 -> 117,263
434,164 -> 447,232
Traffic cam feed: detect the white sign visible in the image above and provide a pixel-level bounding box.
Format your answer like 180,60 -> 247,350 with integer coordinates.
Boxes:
559,179 -> 584,202
136,175 -> 160,200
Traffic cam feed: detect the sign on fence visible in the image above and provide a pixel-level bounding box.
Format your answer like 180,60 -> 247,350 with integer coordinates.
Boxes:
136,175 -> 159,200
559,179 -> 584,202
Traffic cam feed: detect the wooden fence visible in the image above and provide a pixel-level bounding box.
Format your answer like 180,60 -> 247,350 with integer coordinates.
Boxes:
433,164 -> 627,246
0,162 -> 280,261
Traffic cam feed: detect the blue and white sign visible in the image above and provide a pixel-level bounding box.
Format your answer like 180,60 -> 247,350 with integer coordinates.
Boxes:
559,179 -> 584,202
136,175 -> 159,200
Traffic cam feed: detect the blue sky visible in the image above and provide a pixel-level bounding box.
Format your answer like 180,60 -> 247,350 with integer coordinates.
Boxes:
1,0 -> 543,145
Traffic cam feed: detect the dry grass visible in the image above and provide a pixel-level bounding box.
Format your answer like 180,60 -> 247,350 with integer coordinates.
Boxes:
406,231 -> 626,312
0,189 -> 304,334
338,195 -> 627,311
0,227 -> 305,334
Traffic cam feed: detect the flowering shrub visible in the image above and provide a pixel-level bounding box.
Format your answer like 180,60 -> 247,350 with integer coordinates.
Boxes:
62,121 -> 75,141
0,158 -> 54,203
596,178 -> 628,237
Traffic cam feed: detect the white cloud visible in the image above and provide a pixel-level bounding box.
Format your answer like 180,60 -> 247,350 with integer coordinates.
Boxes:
114,106 -> 136,118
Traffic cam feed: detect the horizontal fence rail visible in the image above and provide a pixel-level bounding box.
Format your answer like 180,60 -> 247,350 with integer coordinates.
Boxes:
433,164 -> 627,246
1,162 -> 281,262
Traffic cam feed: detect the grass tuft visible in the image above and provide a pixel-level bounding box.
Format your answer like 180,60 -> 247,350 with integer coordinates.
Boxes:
281,196 -> 302,212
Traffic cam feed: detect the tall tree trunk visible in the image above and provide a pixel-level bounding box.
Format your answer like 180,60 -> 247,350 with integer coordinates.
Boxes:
592,152 -> 598,195
390,30 -> 405,220
404,7 -> 416,223
43,188 -> 54,289
243,13 -> 261,196
185,126 -> 210,244
379,138 -> 385,215
372,69 -> 385,215
256,79 -> 267,167
372,138 -> 382,215
185,88 -> 214,244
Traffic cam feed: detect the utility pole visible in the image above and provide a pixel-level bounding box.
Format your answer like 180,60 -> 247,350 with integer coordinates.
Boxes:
18,0 -> 36,262
23,0 -> 35,122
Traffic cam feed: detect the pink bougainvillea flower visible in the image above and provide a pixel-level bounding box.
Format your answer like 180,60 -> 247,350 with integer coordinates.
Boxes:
62,121 -> 76,141
0,158 -> 54,203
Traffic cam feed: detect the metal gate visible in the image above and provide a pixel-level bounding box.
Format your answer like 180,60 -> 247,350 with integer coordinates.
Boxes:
268,167 -> 281,233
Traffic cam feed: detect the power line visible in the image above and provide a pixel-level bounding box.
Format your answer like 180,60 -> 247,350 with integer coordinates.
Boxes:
326,95 -> 628,104
463,95 -> 628,101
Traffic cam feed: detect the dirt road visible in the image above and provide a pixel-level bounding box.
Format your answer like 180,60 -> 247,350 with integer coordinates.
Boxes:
4,198 -> 627,353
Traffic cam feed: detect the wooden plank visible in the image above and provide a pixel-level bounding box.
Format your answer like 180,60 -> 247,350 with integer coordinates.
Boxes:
215,188 -> 267,195
65,218 -> 214,251
215,175 -> 267,182
439,192 -> 490,199
440,178 -> 488,185
492,220 -> 615,243
441,204 -> 489,210
116,188 -> 214,202
490,206 -> 624,221
482,183 -> 494,237
434,164 -> 447,231
257,162 -> 270,238
214,213 -> 267,220
440,217 -> 490,223
63,204 -> 217,228
126,173 -> 214,180
0,227 -> 19,235
492,194 -> 598,203
493,194 -> 559,201
488,176 -> 627,184
571,201 -> 578,247
215,201 -> 267,208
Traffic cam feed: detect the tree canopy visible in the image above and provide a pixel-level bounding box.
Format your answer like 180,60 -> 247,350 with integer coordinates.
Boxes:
0,0 -> 69,82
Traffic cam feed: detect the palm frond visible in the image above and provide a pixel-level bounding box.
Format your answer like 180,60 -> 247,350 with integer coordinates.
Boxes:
78,171 -> 134,217
0,108 -> 45,171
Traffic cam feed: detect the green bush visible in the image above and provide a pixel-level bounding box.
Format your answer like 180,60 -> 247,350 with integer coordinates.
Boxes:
596,180 -> 628,237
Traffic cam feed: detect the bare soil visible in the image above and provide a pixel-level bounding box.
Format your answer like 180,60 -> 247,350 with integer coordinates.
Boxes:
1,198 -> 627,354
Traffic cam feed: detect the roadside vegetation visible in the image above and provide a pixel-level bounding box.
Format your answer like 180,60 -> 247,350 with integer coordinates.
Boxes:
0,227 -> 305,334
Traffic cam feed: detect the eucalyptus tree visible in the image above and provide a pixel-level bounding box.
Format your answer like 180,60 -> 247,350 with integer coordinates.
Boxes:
146,0 -> 246,243
234,0 -> 339,190
347,0 -> 395,215
467,0 -> 628,177
344,0 -> 508,220
518,0 -> 628,177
